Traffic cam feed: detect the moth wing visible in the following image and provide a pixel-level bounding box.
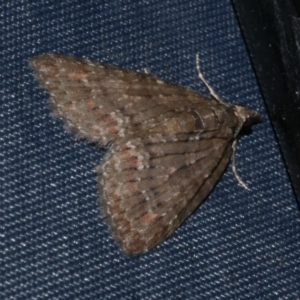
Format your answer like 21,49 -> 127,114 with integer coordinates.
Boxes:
30,54 -> 215,145
99,131 -> 233,255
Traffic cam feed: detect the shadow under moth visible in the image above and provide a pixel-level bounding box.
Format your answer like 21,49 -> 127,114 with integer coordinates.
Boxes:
30,54 -> 261,255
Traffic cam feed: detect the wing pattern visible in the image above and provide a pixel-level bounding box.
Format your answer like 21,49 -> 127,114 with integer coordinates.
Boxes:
30,54 -> 260,254
31,54 -> 223,145
99,131 -> 233,254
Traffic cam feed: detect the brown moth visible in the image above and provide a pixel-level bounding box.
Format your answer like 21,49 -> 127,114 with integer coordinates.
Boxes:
30,54 -> 261,255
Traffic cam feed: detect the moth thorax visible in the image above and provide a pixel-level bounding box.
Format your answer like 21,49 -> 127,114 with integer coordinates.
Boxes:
193,105 -> 230,131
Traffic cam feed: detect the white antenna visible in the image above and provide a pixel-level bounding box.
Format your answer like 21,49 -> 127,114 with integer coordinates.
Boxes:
195,54 -> 227,106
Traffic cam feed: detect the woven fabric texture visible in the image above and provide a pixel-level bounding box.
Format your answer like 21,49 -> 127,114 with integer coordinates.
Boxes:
1,0 -> 300,299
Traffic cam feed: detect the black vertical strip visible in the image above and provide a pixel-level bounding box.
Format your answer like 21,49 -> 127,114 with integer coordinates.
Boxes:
231,0 -> 300,207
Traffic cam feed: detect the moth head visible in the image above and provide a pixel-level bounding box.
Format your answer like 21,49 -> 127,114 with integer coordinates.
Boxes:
233,105 -> 262,128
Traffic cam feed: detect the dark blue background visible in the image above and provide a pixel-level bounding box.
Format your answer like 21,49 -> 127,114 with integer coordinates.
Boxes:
1,0 -> 299,299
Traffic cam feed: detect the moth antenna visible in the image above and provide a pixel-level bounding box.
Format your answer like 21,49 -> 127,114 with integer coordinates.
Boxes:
195,54 -> 227,106
231,139 -> 249,190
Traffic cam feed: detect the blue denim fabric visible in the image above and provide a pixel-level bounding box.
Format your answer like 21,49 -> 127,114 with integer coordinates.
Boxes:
1,0 -> 300,299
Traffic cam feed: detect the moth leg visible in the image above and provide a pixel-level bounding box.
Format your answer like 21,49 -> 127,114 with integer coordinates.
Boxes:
195,54 -> 228,106
231,139 -> 249,190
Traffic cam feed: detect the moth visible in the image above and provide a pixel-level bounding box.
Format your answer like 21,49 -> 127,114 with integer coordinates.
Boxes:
30,54 -> 261,255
